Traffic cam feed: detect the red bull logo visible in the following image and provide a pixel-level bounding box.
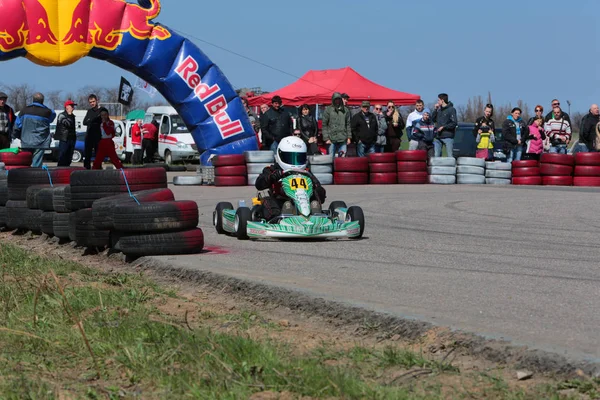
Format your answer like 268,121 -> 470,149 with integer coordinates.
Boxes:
0,0 -> 171,66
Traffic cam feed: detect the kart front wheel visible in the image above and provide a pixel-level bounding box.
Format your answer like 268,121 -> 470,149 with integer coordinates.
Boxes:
346,206 -> 365,239
328,201 -> 347,217
235,207 -> 252,240
214,202 -> 233,234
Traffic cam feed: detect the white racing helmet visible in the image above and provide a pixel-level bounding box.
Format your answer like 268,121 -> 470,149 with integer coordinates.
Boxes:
275,136 -> 307,171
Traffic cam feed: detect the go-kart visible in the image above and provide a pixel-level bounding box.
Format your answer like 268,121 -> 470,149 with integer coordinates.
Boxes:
213,170 -> 364,240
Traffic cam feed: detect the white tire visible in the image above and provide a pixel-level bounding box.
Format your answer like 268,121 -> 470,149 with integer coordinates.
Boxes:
485,170 -> 512,179
173,175 -> 203,186
429,157 -> 456,167
244,151 -> 274,163
428,174 -> 456,184
457,174 -> 486,184
308,154 -> 334,165
457,166 -> 484,175
310,164 -> 333,174
246,163 -> 271,174
247,174 -> 259,186
313,173 -> 333,185
457,157 -> 486,168
486,178 -> 512,185
485,162 -> 512,171
427,166 -> 457,175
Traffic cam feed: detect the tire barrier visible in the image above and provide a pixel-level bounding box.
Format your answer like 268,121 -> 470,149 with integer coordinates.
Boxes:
539,154 -> 574,187
334,157 -> 368,185
485,162 -> 512,184
396,150 -> 427,162
173,176 -> 203,186
574,152 -> 600,186
512,160 -> 541,185
368,153 -> 396,184
333,172 -> 369,185
0,151 -> 33,166
213,155 -> 247,187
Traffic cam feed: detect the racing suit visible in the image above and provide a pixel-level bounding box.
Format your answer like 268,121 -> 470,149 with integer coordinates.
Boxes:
255,164 -> 327,220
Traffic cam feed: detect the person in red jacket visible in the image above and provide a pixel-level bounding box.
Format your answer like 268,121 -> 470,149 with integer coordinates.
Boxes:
141,120 -> 158,163
131,119 -> 143,164
92,108 -> 123,170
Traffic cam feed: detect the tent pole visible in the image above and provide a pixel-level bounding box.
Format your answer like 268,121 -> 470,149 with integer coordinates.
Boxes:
316,104 -> 319,120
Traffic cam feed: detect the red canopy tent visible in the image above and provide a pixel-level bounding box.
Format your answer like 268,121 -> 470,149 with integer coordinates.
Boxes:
247,67 -> 420,107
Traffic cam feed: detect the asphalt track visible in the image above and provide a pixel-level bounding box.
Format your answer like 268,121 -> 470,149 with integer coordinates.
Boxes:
156,179 -> 600,364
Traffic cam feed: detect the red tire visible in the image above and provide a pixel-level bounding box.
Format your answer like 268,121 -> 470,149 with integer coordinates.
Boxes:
0,151 -> 33,166
369,162 -> 397,173
367,153 -> 396,163
397,161 -> 427,172
214,176 -> 247,186
575,152 -> 600,166
574,176 -> 600,187
512,160 -> 539,168
511,167 -> 541,177
542,176 -> 573,186
369,172 -> 397,184
214,165 -> 247,176
512,176 -> 542,185
334,157 -> 369,172
540,163 -> 573,176
211,154 -> 246,167
396,150 -> 427,162
574,165 -> 600,177
540,153 -> 575,166
397,171 -> 429,184
333,172 -> 368,185
4,166 -> 29,170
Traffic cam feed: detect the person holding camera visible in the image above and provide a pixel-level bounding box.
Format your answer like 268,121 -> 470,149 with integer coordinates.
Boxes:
385,101 -> 405,152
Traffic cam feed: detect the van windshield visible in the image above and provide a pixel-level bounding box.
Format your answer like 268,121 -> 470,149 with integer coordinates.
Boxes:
170,115 -> 189,134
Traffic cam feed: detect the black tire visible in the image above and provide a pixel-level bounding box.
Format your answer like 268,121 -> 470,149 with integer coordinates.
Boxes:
73,208 -> 110,248
40,211 -> 55,236
328,201 -> 347,216
26,185 -> 51,209
235,207 -> 251,240
214,202 -> 233,234
0,180 -> 7,206
346,206 -> 365,239
8,168 -> 76,201
69,183 -> 168,211
70,168 -> 167,186
37,187 -> 59,211
68,212 -> 77,242
112,201 -> 199,233
168,165 -> 188,172
22,209 -> 42,233
5,200 -> 28,230
53,213 -> 70,239
52,186 -> 71,213
0,206 -> 6,227
113,228 -> 204,256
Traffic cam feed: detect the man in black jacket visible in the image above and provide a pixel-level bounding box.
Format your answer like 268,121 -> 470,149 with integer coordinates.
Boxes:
55,100 -> 77,166
351,101 -> 378,157
260,95 -> 292,152
83,94 -> 102,169
0,92 -> 15,150
577,104 -> 599,153
432,93 -> 458,158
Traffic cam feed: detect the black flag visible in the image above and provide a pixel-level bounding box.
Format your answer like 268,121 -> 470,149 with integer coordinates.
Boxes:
118,77 -> 133,106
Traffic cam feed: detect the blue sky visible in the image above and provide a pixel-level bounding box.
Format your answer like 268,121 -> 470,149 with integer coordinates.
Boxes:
1,0 -> 598,113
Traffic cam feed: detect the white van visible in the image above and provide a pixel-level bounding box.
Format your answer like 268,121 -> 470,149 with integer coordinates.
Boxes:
144,106 -> 199,165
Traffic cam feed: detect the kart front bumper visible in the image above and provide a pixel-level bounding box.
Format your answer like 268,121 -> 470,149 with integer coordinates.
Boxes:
246,221 -> 361,239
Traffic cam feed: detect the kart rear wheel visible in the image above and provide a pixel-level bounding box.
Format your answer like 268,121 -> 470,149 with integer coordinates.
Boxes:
235,207 -> 251,240
328,201 -> 347,217
346,206 -> 365,239
214,202 -> 233,234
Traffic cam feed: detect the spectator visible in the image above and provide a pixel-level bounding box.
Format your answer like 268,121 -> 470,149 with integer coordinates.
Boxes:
55,100 -> 77,166
141,119 -> 158,163
83,94 -> 102,169
260,95 -> 292,152
297,104 -> 319,155
373,104 -> 388,153
241,97 -> 259,133
131,119 -> 143,164
322,92 -> 351,157
0,91 -> 16,150
432,93 -> 458,158
259,104 -> 269,116
544,99 -> 571,125
473,104 -> 495,160
473,104 -> 496,136
351,101 -> 378,157
527,105 -> 544,126
405,100 -> 424,150
385,101 -> 405,152
523,115 -> 545,161
545,109 -> 571,154
410,108 -> 436,158
577,104 -> 599,153
341,93 -> 350,108
502,107 -> 527,163
13,92 -> 55,168
93,108 -> 123,170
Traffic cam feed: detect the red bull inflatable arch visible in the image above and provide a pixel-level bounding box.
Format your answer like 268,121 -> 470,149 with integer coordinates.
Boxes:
0,0 -> 257,164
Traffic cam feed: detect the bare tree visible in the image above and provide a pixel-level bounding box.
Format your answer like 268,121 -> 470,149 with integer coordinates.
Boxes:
4,83 -> 36,112
46,89 -> 63,110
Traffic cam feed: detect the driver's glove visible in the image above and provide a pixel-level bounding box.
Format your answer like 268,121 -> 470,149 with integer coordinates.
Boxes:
270,168 -> 283,183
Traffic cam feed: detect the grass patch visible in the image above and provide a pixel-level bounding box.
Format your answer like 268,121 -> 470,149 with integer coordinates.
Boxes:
0,242 -> 587,399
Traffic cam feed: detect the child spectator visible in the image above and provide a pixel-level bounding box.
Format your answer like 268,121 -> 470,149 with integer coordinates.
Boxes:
523,116 -> 545,160
475,121 -> 494,160
92,108 -> 123,170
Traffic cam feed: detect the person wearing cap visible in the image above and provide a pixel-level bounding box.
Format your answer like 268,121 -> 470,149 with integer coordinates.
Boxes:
54,100 -> 78,166
351,101 -> 379,157
259,95 -> 293,152
0,91 -> 16,150
13,92 -> 56,167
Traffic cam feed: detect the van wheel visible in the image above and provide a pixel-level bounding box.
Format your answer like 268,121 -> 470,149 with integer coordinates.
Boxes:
165,150 -> 173,166
72,150 -> 82,163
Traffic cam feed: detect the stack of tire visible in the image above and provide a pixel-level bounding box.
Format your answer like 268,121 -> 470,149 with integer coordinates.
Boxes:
308,154 -> 334,185
396,150 -> 428,184
540,153 -> 574,186
52,186 -> 72,240
245,151 -> 274,186
456,157 -> 486,184
485,162 -> 512,185
368,153 -> 397,184
333,157 -> 369,185
0,172 -> 7,227
213,155 -> 247,187
511,160 -> 541,185
573,153 -> 600,187
26,185 -> 63,235
428,157 -> 457,184
0,151 -> 32,170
